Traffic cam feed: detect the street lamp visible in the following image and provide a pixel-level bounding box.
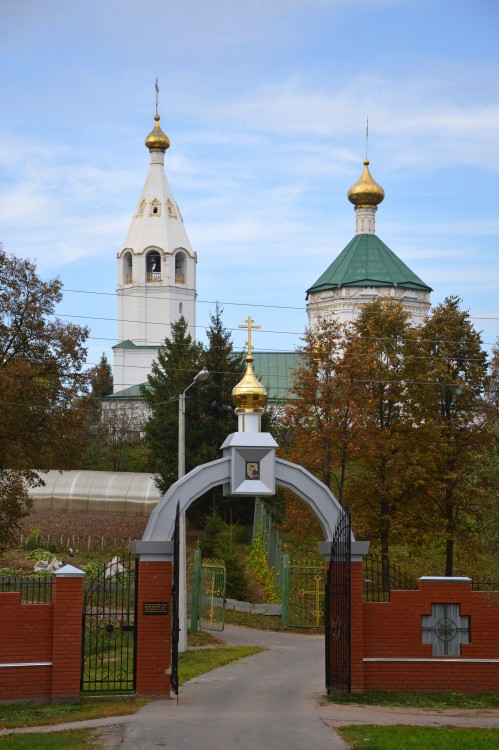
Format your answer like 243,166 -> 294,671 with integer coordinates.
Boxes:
177,367 -> 209,652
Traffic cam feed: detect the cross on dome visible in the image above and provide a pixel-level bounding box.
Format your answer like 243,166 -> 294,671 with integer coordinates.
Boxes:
239,316 -> 261,358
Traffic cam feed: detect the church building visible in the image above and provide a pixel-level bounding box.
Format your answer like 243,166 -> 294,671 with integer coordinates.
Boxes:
113,113 -> 197,394
306,159 -> 432,329
109,111 -> 432,404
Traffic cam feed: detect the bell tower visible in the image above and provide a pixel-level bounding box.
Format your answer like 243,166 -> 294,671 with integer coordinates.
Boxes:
114,106 -> 197,392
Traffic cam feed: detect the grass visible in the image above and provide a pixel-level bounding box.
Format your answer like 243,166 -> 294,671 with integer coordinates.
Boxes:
0,729 -> 100,749
337,725 -> 499,749
179,644 -> 263,683
224,608 -> 315,633
0,699 -> 147,730
324,690 -> 499,710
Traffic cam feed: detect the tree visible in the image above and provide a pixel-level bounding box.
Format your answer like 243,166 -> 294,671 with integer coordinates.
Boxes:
194,304 -> 245,524
415,296 -> 493,575
88,353 -> 113,398
279,316 -> 359,541
198,304 -> 245,462
142,316 -> 204,493
0,246 -> 89,547
341,300 -> 430,571
282,316 -> 356,502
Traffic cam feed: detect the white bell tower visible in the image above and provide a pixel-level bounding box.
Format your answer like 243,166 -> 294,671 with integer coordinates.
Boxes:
114,109 -> 197,392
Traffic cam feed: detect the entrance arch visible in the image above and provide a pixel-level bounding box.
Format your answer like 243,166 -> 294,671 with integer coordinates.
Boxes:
142,456 -> 350,543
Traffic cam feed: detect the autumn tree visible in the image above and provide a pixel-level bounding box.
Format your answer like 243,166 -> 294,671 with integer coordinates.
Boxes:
0,246 -> 89,547
341,299 -> 430,572
278,316 -> 359,540
415,296 -> 493,575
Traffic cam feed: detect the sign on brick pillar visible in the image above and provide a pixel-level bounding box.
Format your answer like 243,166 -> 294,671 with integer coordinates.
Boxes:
132,541 -> 174,697
51,565 -> 85,702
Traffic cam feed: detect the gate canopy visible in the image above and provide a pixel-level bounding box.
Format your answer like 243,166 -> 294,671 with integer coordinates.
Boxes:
143,456 -> 348,543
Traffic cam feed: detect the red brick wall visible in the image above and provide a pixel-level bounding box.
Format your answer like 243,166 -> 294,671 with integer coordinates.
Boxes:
135,561 -> 172,696
0,592 -> 53,702
0,574 -> 84,703
361,580 -> 499,693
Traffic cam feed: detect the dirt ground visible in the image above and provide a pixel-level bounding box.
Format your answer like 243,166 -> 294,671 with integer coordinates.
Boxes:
17,508 -> 150,546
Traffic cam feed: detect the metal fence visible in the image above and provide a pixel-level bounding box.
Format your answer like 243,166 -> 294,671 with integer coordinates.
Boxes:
471,577 -> 498,591
362,554 -> 418,601
0,575 -> 53,603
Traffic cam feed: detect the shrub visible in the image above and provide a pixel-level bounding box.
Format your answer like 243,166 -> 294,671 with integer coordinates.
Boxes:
28,548 -> 57,563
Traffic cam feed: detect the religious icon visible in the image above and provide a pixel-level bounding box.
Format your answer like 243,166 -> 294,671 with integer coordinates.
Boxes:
245,461 -> 260,480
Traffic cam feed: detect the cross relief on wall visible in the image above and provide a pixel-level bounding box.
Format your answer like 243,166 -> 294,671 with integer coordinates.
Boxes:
422,603 -> 470,656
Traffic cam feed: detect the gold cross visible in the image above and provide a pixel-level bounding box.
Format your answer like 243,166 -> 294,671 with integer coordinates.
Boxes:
239,316 -> 261,355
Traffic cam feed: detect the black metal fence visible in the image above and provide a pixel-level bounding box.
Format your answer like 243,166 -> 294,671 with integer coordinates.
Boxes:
363,556 -> 497,599
363,555 -> 418,602
0,575 -> 53,603
471,577 -> 498,592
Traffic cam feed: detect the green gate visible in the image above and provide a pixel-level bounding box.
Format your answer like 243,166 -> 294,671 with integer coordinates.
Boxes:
81,553 -> 137,693
191,551 -> 226,632
283,560 -> 326,628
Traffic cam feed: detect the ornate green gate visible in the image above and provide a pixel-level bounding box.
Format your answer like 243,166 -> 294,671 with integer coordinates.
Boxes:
199,559 -> 226,631
284,561 -> 326,628
81,553 -> 137,693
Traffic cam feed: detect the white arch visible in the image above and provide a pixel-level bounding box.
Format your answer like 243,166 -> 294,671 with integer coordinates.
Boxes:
142,456 -> 348,543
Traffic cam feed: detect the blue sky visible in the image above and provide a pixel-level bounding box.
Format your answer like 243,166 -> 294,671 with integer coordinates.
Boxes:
1,0 -> 498,372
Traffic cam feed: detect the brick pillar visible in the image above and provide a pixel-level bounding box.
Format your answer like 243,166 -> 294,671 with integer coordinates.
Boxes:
51,564 -> 85,702
349,560 -> 366,693
319,539 -> 370,694
132,541 -> 173,697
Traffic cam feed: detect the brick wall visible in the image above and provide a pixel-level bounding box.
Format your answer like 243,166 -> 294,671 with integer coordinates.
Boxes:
361,579 -> 499,693
0,572 -> 84,703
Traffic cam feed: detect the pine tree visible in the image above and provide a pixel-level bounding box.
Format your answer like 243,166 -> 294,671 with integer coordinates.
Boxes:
89,353 -> 113,397
142,317 -> 204,493
198,303 -> 245,462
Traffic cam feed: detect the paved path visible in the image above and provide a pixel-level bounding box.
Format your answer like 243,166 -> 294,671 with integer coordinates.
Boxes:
1,625 -> 498,748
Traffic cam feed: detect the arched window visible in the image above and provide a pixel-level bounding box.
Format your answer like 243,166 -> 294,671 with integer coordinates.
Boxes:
146,251 -> 161,282
149,199 -> 161,217
137,200 -> 146,217
175,252 -> 186,284
179,302 -> 183,314
166,199 -> 177,219
123,252 -> 133,285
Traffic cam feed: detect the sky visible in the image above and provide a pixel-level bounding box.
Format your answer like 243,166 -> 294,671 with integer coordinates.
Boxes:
1,0 -> 499,374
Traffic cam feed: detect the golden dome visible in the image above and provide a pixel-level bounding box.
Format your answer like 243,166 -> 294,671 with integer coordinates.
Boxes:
145,115 -> 170,152
347,160 -> 384,207
232,355 -> 268,414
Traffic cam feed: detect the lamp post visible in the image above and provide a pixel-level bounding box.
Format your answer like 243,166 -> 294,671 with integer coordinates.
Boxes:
178,367 -> 209,652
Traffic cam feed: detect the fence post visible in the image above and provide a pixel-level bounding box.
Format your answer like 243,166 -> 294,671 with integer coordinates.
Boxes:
190,548 -> 201,633
51,564 -> 85,702
281,553 -> 289,625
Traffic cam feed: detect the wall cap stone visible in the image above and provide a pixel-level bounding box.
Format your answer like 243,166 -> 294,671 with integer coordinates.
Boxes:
419,576 -> 471,584
53,564 -> 85,577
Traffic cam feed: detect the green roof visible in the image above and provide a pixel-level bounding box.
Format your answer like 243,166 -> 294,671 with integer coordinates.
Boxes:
306,234 -> 432,296
103,383 -> 151,400
252,351 -> 301,401
106,351 -> 301,403
113,340 -> 159,350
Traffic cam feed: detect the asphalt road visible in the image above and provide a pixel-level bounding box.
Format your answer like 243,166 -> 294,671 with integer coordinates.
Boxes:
120,625 -> 348,749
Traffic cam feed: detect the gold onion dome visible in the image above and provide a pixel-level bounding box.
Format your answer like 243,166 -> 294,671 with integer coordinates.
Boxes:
145,114 -> 170,152
347,160 -> 384,207
232,355 -> 268,413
